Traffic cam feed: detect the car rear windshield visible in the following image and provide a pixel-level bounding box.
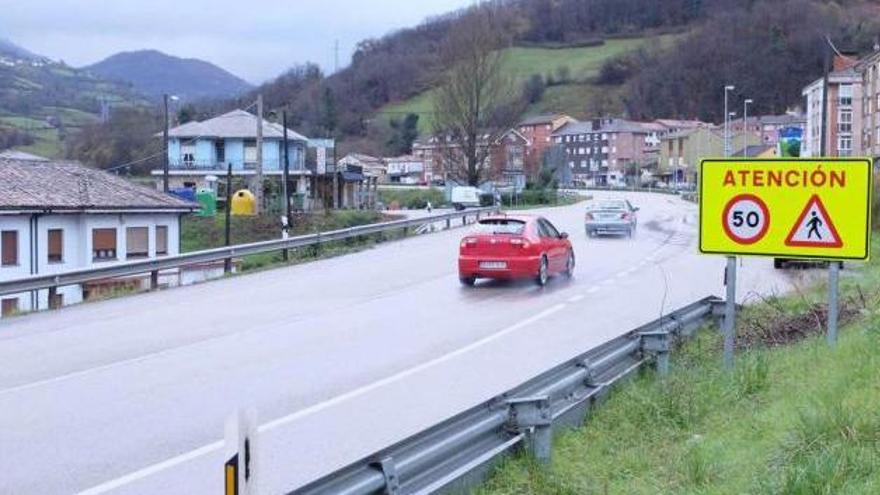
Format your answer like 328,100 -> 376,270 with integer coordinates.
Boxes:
593,201 -> 627,210
475,219 -> 526,235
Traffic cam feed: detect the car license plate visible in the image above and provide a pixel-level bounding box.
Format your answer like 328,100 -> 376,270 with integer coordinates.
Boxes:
479,261 -> 507,270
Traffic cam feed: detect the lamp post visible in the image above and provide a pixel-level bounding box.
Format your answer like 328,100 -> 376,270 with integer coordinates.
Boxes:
162,94 -> 179,193
743,98 -> 753,157
722,84 -> 736,369
723,85 -> 735,158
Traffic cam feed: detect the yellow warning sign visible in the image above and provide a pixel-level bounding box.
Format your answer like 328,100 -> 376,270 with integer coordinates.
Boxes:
700,158 -> 873,260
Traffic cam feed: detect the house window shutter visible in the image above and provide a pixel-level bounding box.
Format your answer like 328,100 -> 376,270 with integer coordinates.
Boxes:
126,227 -> 149,259
92,228 -> 117,261
48,229 -> 63,263
155,226 -> 168,256
1,231 -> 18,266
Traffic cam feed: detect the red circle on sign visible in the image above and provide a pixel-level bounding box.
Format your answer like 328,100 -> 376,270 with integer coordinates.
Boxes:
722,194 -> 770,245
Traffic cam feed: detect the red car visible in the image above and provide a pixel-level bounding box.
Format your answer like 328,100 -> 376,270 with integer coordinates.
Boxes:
458,215 -> 575,287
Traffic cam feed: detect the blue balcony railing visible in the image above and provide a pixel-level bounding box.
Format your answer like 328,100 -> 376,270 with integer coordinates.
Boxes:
168,159 -> 305,171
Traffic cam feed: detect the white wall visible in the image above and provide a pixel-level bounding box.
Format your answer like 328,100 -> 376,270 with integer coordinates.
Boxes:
0,212 -> 183,320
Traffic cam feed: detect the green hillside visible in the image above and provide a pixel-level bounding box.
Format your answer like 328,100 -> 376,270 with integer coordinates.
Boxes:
379,35 -> 678,134
0,59 -> 147,158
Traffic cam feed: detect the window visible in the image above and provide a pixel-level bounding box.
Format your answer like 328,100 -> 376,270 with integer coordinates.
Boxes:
214,141 -> 225,164
244,139 -> 257,164
1,231 -> 17,266
838,110 -> 852,133
126,227 -> 149,259
1,298 -> 18,317
181,143 -> 196,165
839,84 -> 853,106
538,219 -> 561,238
47,229 -> 63,263
92,228 -> 117,261
156,226 -> 168,256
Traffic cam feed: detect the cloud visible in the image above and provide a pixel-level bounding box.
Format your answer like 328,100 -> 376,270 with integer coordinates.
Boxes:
0,0 -> 471,83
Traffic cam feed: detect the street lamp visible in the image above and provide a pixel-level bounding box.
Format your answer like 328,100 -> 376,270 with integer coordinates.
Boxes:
163,94 -> 179,193
723,85 -> 735,158
743,98 -> 753,157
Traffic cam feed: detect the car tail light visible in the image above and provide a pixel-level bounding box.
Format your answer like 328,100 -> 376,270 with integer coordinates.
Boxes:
621,212 -> 631,220
461,237 -> 477,248
509,237 -> 530,248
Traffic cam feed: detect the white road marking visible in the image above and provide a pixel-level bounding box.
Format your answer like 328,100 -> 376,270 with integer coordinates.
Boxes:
74,303 -> 569,495
566,294 -> 585,303
587,286 -> 600,294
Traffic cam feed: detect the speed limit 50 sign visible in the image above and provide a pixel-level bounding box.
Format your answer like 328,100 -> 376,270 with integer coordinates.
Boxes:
699,158 -> 873,260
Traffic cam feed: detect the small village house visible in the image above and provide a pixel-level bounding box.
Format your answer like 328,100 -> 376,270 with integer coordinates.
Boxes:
153,109 -> 311,201
0,158 -> 197,318
384,156 -> 426,184
412,129 -> 530,188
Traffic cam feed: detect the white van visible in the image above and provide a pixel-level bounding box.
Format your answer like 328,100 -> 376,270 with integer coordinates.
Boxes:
450,186 -> 482,211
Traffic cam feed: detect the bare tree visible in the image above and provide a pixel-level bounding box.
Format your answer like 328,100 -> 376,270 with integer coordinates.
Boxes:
432,5 -> 525,186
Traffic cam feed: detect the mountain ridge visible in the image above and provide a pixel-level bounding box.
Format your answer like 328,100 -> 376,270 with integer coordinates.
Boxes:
84,49 -> 253,102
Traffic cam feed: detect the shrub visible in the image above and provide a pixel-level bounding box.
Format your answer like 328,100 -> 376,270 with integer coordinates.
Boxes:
873,173 -> 879,230
378,188 -> 445,209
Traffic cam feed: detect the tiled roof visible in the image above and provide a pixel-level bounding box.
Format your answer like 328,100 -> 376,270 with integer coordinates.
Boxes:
0,150 -> 48,161
0,159 -> 198,212
518,114 -> 570,126
167,109 -> 309,141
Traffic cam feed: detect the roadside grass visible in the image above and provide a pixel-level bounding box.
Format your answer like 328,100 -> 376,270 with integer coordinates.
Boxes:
181,209 -> 404,272
501,192 -> 584,210
378,188 -> 447,209
479,239 -> 880,495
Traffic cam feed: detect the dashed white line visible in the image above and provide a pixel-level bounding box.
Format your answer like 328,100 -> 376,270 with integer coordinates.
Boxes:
566,294 -> 585,303
74,303 -> 569,495
587,286 -> 600,294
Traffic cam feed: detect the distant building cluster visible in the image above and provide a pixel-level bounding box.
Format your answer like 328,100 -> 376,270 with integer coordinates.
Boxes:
801,51 -> 880,162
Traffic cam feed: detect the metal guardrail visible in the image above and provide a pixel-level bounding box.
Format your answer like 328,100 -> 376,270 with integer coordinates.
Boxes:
0,207 -> 499,298
292,296 -> 723,495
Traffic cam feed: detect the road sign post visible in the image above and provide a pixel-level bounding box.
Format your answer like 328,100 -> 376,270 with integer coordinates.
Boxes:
225,409 -> 259,495
700,158 -> 873,356
722,256 -> 737,369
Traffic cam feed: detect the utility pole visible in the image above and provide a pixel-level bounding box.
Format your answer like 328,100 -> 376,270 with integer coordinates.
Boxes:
255,94 -> 264,214
282,111 -> 292,262
332,140 -> 339,209
163,94 -> 170,193
224,162 -> 233,274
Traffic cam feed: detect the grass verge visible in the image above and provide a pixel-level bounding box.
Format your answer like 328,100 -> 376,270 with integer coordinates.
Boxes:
479,239 -> 880,495
181,210 -> 400,272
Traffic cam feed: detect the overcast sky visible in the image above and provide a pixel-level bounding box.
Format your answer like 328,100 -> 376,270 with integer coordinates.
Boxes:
0,0 -> 473,84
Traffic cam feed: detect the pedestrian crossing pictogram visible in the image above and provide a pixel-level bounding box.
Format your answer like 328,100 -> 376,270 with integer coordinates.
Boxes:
784,194 -> 842,248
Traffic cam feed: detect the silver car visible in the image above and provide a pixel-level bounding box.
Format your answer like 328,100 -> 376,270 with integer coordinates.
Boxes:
585,199 -> 639,238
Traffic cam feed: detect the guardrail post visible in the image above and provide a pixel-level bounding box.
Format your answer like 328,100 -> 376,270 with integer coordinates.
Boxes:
640,331 -> 672,377
48,286 -> 59,310
445,217 -> 451,230
462,215 -> 467,226
370,456 -> 400,494
150,270 -> 159,291
507,396 -> 553,463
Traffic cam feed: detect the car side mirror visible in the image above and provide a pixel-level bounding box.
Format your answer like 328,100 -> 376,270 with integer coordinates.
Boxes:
559,232 -> 569,239
633,207 -> 640,212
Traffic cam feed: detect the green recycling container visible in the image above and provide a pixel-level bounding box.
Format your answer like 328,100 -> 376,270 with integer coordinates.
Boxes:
196,188 -> 217,217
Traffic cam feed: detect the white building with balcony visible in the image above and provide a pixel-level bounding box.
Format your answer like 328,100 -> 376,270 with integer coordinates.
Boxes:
1,158 -> 197,319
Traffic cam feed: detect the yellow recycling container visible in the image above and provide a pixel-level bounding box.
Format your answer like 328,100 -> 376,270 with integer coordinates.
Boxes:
230,189 -> 256,216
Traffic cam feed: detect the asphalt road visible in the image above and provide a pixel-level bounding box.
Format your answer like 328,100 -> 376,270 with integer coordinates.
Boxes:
0,191 -> 802,494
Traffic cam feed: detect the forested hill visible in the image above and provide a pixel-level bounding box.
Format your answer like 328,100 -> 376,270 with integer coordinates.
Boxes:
221,0 -> 879,157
